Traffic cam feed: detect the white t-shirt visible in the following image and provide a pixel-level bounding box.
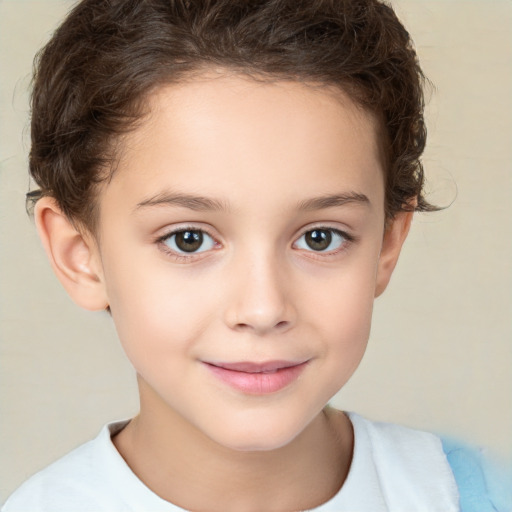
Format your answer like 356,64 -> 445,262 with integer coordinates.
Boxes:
2,413 -> 459,512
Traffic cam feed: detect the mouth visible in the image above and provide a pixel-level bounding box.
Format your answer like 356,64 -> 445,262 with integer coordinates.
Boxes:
203,360 -> 309,394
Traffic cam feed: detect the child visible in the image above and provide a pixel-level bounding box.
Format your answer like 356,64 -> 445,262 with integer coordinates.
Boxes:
2,0 -> 508,511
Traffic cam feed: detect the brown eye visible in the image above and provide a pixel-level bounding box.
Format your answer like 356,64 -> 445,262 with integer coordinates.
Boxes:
305,229 -> 332,251
295,228 -> 349,253
175,230 -> 203,252
162,229 -> 215,254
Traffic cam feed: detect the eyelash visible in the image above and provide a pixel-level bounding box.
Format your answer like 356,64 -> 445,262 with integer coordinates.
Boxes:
293,226 -> 355,258
155,225 -> 355,262
156,226 -> 220,262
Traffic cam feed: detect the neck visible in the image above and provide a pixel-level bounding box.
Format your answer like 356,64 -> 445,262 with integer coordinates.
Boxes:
113,379 -> 353,512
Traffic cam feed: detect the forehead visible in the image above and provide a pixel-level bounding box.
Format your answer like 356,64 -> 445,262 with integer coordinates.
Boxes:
103,74 -> 385,215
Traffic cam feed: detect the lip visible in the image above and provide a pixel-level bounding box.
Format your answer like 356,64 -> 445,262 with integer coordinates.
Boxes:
203,360 -> 309,394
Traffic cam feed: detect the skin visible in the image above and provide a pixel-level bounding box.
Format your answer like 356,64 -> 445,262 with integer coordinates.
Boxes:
35,73 -> 413,511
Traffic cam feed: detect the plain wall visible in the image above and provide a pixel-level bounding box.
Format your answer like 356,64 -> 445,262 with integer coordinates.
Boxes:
1,0 -> 511,503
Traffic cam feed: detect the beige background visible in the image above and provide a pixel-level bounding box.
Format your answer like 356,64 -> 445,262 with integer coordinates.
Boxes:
1,0 -> 511,503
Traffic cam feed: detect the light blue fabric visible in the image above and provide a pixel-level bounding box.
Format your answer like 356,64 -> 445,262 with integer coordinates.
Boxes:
442,437 -> 512,512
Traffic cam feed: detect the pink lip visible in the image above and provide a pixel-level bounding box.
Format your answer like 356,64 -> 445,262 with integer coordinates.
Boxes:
204,360 -> 309,394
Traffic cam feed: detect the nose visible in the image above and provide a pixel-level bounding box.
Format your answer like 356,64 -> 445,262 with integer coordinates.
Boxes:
223,253 -> 296,336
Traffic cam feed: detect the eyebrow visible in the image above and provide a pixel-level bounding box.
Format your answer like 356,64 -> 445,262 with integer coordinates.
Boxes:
135,190 -> 370,213
297,192 -> 370,211
135,192 -> 229,212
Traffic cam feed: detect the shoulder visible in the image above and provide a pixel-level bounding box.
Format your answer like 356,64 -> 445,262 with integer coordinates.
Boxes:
2,422 -> 128,512
345,413 -> 511,512
344,412 -> 460,512
348,412 -> 454,477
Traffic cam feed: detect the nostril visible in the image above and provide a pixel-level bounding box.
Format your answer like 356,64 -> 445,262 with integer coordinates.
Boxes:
233,320 -> 290,333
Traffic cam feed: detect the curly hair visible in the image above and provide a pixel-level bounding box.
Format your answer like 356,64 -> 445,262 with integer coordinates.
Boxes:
29,0 -> 434,231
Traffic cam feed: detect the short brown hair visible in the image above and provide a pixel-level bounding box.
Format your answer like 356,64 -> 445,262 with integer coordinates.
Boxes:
29,0 -> 434,231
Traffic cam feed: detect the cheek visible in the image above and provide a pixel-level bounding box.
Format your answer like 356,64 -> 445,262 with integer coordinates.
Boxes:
302,255 -> 378,370
313,295 -> 373,403
104,259 -> 218,372
319,287 -> 373,362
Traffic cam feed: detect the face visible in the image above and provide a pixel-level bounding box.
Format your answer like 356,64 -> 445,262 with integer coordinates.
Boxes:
93,75 -> 388,451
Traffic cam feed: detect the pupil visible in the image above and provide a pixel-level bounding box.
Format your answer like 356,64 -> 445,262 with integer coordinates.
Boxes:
176,231 -> 203,252
306,230 -> 331,251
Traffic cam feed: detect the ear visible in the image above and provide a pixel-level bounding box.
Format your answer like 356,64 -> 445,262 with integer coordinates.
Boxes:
374,208 -> 415,298
35,197 -> 108,311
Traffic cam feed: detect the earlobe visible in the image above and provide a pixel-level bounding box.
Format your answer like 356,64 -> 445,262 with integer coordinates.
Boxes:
374,209 -> 414,298
35,197 -> 109,311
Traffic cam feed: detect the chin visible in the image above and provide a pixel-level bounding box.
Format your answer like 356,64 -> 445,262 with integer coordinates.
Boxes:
208,414 -> 311,453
